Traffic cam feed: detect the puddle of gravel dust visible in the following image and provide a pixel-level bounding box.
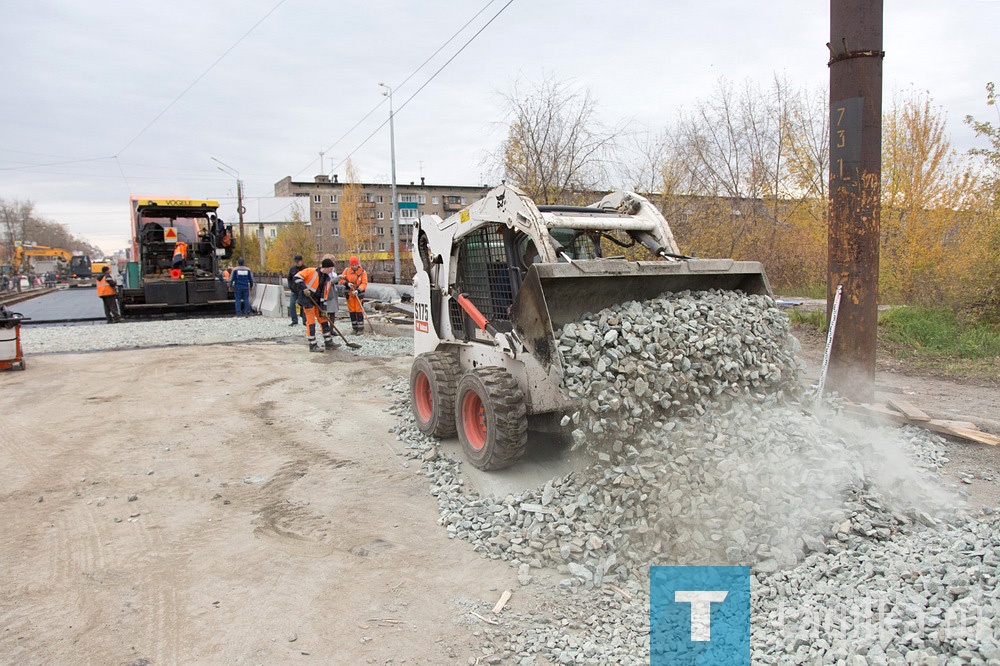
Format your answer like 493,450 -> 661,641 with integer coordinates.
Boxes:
438,431 -> 595,498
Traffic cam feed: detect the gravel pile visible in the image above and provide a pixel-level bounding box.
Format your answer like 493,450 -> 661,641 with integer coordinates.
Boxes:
388,290 -> 998,664
752,512 -> 1000,664
22,316 -> 414,357
558,290 -> 804,437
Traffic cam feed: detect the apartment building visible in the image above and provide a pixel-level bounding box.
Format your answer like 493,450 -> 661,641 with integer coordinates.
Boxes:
273,174 -> 489,259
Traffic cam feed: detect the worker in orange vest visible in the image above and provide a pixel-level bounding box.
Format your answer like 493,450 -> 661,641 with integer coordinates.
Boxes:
338,256 -> 369,334
96,266 -> 122,323
172,240 -> 188,270
294,258 -> 339,352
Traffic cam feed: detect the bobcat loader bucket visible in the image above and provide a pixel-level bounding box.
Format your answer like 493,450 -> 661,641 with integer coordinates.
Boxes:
509,258 -> 771,372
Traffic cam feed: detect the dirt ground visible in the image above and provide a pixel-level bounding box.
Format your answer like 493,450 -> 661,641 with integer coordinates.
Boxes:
0,341 -> 549,665
1,327 -> 998,664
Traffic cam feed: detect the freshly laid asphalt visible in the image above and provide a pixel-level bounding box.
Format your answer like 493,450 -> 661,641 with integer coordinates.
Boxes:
6,288 -> 105,323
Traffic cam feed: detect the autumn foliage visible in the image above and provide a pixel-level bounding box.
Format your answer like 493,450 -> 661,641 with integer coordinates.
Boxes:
498,77 -> 1000,319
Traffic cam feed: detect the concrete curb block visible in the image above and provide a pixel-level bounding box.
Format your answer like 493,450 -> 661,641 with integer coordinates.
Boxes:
252,284 -> 285,318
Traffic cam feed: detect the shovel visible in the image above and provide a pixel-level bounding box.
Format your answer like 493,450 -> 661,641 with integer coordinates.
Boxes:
305,292 -> 361,349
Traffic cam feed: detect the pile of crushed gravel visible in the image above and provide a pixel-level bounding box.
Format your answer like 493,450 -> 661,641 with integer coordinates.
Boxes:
388,290 -> 998,665
22,316 -> 413,357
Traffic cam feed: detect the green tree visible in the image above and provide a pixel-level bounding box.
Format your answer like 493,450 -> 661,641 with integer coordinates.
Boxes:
230,231 -> 268,272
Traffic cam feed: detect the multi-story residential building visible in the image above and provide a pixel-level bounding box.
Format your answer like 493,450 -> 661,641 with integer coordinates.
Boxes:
273,174 -> 489,262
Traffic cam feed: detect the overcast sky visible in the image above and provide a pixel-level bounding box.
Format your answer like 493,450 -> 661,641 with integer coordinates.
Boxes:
1,0 -> 996,255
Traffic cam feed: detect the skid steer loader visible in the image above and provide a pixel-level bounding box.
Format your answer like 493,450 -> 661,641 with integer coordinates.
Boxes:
410,184 -> 771,470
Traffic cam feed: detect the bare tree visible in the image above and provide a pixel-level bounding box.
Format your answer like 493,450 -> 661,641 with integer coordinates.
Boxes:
1,198 -> 100,265
495,75 -> 624,204
616,128 -> 671,197
661,77 -> 829,289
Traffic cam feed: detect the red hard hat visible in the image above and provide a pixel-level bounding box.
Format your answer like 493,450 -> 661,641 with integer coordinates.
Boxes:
349,256 -> 359,266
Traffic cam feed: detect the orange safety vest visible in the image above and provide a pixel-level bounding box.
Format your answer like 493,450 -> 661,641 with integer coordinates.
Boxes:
96,275 -> 116,297
341,265 -> 368,292
341,265 -> 368,313
295,267 -> 332,300
173,241 -> 188,259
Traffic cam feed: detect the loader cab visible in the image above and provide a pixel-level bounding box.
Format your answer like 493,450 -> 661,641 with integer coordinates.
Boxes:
451,222 -> 608,343
450,223 -> 522,341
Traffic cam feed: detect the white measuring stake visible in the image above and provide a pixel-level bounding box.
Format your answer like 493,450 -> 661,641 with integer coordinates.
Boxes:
815,284 -> 843,402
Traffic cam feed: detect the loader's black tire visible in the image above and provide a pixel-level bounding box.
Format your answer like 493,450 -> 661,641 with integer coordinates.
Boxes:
455,367 -> 528,471
410,352 -> 460,438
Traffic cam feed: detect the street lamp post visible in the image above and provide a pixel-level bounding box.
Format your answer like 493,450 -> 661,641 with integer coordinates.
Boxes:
379,82 -> 401,285
212,157 -> 246,261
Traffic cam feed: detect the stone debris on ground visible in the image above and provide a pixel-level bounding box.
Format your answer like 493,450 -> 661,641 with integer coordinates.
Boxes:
21,316 -> 414,357
392,290 -> 999,665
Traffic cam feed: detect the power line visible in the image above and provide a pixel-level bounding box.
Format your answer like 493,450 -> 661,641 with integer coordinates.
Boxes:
325,0 -> 515,179
287,0 -> 507,183
115,0 -> 289,157
0,155 -> 116,172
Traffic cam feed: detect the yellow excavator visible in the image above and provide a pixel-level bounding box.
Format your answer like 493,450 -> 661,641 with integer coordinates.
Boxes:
12,245 -> 72,278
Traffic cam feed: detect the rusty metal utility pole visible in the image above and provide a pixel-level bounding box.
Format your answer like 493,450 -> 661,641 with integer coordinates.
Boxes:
827,0 -> 883,402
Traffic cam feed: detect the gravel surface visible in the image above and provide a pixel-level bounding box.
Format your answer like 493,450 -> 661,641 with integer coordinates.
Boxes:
391,290 -> 999,665
21,316 -> 414,357
22,295 -> 999,664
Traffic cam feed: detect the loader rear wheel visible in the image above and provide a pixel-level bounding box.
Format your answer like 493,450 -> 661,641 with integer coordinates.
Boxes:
455,368 -> 527,470
410,352 -> 460,438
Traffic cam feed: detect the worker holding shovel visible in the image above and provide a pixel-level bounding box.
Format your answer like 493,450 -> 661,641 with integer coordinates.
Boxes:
338,255 -> 369,335
294,258 -> 339,353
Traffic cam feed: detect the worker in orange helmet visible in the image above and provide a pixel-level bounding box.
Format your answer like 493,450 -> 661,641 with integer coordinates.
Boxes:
294,258 -> 340,352
338,255 -> 368,334
172,240 -> 188,270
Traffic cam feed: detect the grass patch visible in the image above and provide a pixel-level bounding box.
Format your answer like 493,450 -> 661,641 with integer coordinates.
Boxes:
777,284 -> 827,299
788,304 -> 1000,381
787,308 -> 828,333
878,306 -> 1000,360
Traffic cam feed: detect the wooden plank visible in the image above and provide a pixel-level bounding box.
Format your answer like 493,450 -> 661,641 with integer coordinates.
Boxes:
928,419 -> 979,430
492,589 -> 512,615
924,420 -> 1000,447
470,611 -> 499,625
840,402 -> 1000,447
840,402 -> 908,424
886,397 -> 931,422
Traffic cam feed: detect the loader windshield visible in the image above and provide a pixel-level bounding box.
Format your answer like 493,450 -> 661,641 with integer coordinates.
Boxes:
548,228 -> 601,260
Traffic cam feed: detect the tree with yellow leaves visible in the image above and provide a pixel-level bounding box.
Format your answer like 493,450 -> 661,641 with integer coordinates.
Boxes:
660,77 -> 828,293
880,90 -> 983,305
263,200 -> 316,271
338,159 -> 377,257
963,82 -> 1000,320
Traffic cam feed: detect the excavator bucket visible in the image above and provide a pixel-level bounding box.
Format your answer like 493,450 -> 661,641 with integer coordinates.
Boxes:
509,258 -> 771,370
